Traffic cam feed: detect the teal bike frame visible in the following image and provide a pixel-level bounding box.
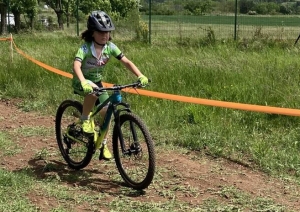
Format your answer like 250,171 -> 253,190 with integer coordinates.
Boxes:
89,86 -> 132,149
91,92 -> 119,149
56,81 -> 155,190
65,82 -> 140,151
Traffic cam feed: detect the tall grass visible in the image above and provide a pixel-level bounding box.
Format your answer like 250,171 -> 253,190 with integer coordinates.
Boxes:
1,32 -> 300,181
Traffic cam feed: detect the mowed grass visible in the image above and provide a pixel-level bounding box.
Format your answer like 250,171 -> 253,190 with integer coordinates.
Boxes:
1,28 -> 300,210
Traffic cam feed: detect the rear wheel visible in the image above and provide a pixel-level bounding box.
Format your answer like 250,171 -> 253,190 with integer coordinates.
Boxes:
55,100 -> 95,170
112,113 -> 155,190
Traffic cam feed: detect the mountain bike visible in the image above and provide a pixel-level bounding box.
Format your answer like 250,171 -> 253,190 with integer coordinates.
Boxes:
55,81 -> 155,190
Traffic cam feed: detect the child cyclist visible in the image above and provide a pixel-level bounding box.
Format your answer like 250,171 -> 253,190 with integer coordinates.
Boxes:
72,10 -> 149,160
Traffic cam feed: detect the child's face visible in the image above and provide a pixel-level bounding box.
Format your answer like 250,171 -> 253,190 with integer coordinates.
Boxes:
93,31 -> 110,45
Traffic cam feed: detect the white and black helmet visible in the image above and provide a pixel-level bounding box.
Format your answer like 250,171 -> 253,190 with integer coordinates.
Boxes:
87,11 -> 115,31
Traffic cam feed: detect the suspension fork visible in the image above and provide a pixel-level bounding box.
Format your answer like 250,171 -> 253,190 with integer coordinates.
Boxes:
116,118 -> 139,155
114,103 -> 135,153
114,108 -> 127,153
130,121 -> 138,143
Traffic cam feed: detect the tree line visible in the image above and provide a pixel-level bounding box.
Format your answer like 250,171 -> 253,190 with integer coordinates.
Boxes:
1,0 -> 299,34
0,0 -> 137,34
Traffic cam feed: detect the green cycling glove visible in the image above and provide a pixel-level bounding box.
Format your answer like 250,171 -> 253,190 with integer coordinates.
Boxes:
138,75 -> 149,86
81,80 -> 93,95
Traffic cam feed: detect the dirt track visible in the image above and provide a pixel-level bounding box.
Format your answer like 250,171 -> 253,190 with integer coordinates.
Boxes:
0,98 -> 300,211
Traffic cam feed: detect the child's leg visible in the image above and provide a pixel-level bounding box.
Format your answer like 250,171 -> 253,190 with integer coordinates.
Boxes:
81,94 -> 98,134
99,106 -> 111,141
97,92 -> 112,160
97,90 -> 110,130
81,94 -> 97,119
73,80 -> 98,119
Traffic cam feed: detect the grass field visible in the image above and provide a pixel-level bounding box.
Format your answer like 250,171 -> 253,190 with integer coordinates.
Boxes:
20,12 -> 300,42
140,14 -> 300,41
143,14 -> 300,26
1,25 -> 300,210
1,32 -> 300,177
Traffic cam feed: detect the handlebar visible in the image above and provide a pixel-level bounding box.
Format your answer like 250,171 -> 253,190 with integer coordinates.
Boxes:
92,80 -> 151,95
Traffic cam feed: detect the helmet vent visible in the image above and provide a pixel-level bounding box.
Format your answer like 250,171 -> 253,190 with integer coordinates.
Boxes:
88,10 -> 115,31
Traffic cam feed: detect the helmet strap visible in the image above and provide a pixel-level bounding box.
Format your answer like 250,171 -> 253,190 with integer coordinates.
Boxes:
93,39 -> 105,47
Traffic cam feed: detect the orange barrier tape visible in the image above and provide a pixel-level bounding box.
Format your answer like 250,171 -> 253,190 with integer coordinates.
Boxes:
9,37 -> 300,117
12,40 -> 73,79
123,88 -> 300,117
0,37 -> 12,41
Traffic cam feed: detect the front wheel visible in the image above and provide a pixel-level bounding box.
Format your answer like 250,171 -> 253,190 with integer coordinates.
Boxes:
55,100 -> 95,170
112,113 -> 155,190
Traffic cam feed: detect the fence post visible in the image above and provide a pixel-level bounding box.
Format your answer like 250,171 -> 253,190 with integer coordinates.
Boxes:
234,0 -> 238,40
76,0 -> 79,36
148,0 -> 151,44
10,33 -> 12,61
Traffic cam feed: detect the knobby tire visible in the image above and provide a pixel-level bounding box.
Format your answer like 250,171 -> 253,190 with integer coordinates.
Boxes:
55,100 -> 94,170
112,113 -> 155,190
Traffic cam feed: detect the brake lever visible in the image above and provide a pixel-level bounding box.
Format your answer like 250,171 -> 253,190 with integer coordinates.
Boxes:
136,78 -> 151,88
93,88 -> 104,96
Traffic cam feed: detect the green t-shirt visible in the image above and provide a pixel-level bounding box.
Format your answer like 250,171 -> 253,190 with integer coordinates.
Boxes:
72,41 -> 123,84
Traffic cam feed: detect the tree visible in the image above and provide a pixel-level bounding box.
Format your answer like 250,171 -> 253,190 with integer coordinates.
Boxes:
10,0 -> 38,32
45,0 -> 65,29
42,0 -> 139,31
279,4 -> 290,14
64,0 -> 76,27
110,0 -> 138,18
45,0 -> 79,29
79,0 -> 111,15
254,2 -> 268,14
24,0 -> 38,29
215,0 -> 235,13
239,0 -> 255,14
0,0 -> 7,34
184,0 -> 213,15
79,0 -> 138,21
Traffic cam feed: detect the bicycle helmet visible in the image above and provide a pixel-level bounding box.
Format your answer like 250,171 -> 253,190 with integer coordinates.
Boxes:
87,11 -> 115,32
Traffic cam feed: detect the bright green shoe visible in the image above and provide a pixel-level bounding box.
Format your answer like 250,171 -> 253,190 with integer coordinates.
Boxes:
93,130 -> 98,143
99,144 -> 112,160
81,119 -> 94,134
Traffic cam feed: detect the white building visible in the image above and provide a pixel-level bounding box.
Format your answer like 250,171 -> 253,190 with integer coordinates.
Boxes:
0,13 -> 15,26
